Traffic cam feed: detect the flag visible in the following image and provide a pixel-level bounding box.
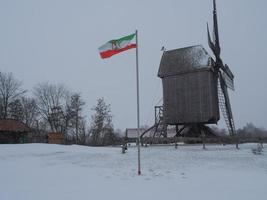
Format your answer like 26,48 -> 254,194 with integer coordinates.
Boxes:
98,33 -> 136,59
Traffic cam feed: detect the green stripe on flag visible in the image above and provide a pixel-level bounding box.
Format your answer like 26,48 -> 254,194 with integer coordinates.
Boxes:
110,33 -> 136,43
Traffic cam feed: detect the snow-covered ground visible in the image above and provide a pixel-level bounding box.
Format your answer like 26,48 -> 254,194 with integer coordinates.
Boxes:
0,143 -> 267,200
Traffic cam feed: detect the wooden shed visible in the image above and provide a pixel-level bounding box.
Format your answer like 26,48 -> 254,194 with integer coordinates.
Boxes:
48,132 -> 65,144
158,45 -> 220,125
0,119 -> 30,144
125,128 -> 151,142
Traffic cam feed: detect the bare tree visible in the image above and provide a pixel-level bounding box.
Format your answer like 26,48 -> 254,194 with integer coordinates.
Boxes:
89,98 -> 114,145
8,99 -> 24,121
20,97 -> 39,128
0,71 -> 26,119
68,93 -> 86,144
237,122 -> 267,138
78,118 -> 88,145
33,82 -> 69,132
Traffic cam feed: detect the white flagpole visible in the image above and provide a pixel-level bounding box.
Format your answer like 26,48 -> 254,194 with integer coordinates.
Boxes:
135,30 -> 141,175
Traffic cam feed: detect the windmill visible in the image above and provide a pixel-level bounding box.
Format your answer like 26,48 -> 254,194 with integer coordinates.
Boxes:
207,0 -> 238,148
139,0 -> 238,148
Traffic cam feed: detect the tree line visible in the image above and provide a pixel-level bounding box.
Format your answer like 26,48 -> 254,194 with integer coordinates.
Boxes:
1,70 -> 265,145
0,70 -> 120,145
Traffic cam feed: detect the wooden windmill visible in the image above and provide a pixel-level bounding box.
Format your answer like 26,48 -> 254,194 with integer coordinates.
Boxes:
141,0 -> 238,148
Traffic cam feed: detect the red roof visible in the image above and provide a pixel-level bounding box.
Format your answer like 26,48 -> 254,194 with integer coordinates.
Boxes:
0,119 -> 30,133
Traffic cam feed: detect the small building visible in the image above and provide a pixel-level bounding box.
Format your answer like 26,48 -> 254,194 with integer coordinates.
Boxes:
125,128 -> 151,142
0,119 -> 30,144
48,132 -> 64,144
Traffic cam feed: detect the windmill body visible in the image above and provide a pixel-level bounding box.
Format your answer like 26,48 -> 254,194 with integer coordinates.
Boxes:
155,0 -> 237,145
158,45 -> 219,126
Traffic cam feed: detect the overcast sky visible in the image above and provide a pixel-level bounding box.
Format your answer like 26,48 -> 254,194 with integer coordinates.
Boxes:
0,0 -> 267,130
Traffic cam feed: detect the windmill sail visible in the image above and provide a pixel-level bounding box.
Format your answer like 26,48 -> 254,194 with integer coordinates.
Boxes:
218,74 -> 236,135
221,64 -> 234,90
222,71 -> 234,90
207,0 -> 237,140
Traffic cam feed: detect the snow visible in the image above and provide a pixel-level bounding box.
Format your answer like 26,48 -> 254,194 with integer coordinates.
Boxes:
1,143 -> 267,200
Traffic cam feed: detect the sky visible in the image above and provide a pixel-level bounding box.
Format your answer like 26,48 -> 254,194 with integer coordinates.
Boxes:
0,0 -> 267,130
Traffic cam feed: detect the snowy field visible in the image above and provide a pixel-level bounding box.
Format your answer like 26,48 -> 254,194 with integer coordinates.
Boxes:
1,143 -> 267,200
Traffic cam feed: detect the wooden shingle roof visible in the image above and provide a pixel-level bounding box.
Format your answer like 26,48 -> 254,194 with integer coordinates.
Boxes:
158,45 -> 213,78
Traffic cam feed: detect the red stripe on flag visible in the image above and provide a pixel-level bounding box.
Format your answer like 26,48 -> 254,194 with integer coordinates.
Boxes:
100,44 -> 137,59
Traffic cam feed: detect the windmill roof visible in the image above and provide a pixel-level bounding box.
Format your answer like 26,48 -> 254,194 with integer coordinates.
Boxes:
158,45 -> 213,78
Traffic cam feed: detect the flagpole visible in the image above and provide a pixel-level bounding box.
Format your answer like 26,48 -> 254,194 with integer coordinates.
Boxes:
135,30 -> 141,175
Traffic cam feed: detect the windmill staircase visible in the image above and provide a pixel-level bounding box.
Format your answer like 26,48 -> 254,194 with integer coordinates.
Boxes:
140,106 -> 167,140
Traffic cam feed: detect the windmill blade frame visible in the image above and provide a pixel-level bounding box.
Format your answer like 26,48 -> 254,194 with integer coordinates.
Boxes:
207,0 -> 238,149
218,72 -> 236,136
221,72 -> 234,91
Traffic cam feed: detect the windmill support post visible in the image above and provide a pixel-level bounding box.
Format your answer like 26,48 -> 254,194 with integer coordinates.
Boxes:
174,137 -> 178,149
235,135 -> 239,149
201,125 -> 206,150
174,125 -> 186,137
